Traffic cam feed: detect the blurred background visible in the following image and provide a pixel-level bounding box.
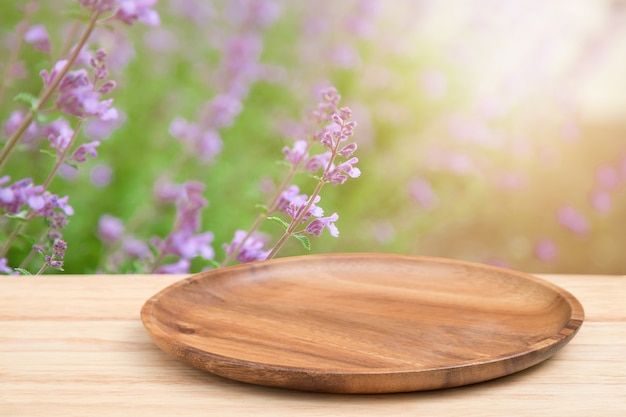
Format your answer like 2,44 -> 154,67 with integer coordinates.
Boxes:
2,0 -> 626,274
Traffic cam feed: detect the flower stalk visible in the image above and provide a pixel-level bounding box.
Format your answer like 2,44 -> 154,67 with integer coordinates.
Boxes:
0,9 -> 101,172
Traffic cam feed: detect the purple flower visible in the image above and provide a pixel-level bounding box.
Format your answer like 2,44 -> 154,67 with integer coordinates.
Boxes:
305,212 -> 339,237
283,140 -> 308,165
53,239 -> 67,260
47,122 -> 74,156
225,0 -> 282,29
90,164 -> 113,187
153,176 -> 182,204
371,221 -> 395,244
84,109 -> 126,140
275,185 -> 307,212
70,141 -> 100,163
98,214 -> 125,244
155,259 -> 190,274
40,60 -> 68,87
174,181 -> 207,234
410,178 -> 438,210
169,118 -> 223,163
160,231 -> 215,260
596,165 -> 619,190
590,190 -> 612,214
202,94 -> 243,128
4,110 -> 41,145
150,180 -> 214,265
324,157 -> 361,185
78,0 -> 117,13
35,239 -> 67,271
122,237 -> 150,259
0,177 -> 73,218
41,59 -> 119,121
535,238 -> 557,262
557,206 -> 590,236
24,24 -> 51,53
115,0 -> 161,26
0,257 -> 14,274
285,195 -> 324,222
337,142 -> 357,158
223,230 -> 270,263
197,130 -> 223,163
304,151 -> 331,173
51,195 -> 74,216
312,87 -> 341,123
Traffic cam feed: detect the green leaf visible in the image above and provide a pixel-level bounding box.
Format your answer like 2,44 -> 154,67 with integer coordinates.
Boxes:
35,111 -> 51,124
267,216 -> 289,230
275,160 -> 291,168
4,211 -> 29,221
255,204 -> 268,214
13,92 -> 39,110
202,259 -> 221,270
14,268 -> 32,275
293,234 -> 311,251
39,149 -> 58,159
18,233 -> 37,246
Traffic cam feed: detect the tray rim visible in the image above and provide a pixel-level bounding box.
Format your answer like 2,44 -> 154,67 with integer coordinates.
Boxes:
140,253 -> 585,392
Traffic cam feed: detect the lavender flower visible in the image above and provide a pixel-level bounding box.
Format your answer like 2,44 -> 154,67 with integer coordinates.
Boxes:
122,236 -> 150,258
98,214 -> 125,244
285,194 -> 324,222
590,190 -> 612,214
304,212 -> 339,237
557,206 -> 590,236
35,239 -> 67,273
283,140 -> 309,165
323,157 -> 361,185
148,180 -> 216,272
3,110 -> 41,146
0,258 -> 14,274
223,230 -> 270,263
535,238 -> 557,262
410,178 -> 438,210
0,177 -> 73,217
154,259 -> 190,274
168,118 -> 223,163
69,140 -> 100,163
596,165 -> 619,190
115,0 -> 161,26
90,163 -> 113,187
24,24 -> 51,53
261,87 -> 359,260
78,0 -> 117,13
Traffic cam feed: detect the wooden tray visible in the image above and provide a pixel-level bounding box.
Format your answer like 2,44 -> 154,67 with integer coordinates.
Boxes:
141,253 -> 584,394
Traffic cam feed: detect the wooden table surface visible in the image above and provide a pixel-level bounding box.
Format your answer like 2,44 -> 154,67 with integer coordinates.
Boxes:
1,273 -> 624,417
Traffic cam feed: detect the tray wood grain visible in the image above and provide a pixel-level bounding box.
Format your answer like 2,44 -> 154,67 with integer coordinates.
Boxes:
141,254 -> 584,393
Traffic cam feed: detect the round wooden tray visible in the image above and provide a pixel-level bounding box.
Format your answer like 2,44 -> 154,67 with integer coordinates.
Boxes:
141,253 -> 584,393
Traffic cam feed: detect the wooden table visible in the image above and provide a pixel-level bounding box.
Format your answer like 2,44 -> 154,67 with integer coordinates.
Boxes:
1,274 -> 624,416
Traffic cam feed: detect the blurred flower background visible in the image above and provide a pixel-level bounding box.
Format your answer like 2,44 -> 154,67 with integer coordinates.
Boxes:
2,0 -> 626,274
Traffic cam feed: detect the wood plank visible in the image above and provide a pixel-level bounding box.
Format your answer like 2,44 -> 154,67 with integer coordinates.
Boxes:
1,272 -> 625,416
